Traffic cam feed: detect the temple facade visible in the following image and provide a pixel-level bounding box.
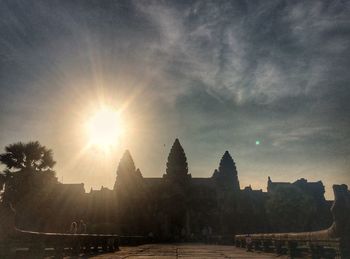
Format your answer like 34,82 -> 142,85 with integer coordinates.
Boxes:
15,139 -> 333,240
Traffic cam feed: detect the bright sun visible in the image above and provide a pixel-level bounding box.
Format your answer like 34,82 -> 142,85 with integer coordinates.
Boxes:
86,107 -> 123,149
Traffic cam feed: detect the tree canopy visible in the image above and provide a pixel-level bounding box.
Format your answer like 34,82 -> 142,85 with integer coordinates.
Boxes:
0,141 -> 56,204
0,141 -> 55,173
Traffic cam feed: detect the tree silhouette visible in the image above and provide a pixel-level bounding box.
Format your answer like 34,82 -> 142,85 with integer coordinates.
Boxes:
0,141 -> 55,173
0,141 -> 56,204
165,138 -> 189,179
0,173 -> 5,189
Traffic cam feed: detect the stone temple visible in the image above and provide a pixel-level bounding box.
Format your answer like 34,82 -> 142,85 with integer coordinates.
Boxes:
14,139 -> 333,241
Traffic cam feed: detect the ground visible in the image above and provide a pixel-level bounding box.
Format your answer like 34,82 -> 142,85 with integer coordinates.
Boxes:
88,244 -> 287,258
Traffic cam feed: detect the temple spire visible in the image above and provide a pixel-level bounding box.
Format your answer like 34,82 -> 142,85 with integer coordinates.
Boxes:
114,150 -> 142,190
213,151 -> 240,190
164,138 -> 190,181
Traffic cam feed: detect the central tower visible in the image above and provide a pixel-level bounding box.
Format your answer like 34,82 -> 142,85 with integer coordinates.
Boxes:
163,138 -> 191,182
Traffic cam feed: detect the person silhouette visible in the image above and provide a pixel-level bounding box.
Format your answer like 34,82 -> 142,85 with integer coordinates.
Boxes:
69,221 -> 78,234
246,234 -> 252,251
78,220 -> 87,234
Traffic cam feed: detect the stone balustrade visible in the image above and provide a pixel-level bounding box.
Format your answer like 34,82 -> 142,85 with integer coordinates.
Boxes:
235,184 -> 350,258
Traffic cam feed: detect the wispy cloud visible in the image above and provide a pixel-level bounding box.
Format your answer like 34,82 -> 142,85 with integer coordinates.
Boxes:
0,0 -> 349,193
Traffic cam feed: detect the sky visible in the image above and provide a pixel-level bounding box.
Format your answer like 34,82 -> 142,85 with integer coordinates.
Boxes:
0,0 -> 349,198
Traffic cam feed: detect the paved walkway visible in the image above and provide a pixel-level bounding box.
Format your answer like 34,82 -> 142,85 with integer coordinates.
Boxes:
89,244 -> 288,258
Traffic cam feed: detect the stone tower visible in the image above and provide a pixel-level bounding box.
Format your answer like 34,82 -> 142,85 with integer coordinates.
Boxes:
163,138 -> 191,182
114,150 -> 142,190
212,151 -> 240,190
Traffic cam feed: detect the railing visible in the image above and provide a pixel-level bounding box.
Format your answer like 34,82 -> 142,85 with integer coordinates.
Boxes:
235,184 -> 350,258
0,228 -> 120,257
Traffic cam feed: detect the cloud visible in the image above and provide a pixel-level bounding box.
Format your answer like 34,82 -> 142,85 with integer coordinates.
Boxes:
0,0 -> 349,192
131,0 -> 350,108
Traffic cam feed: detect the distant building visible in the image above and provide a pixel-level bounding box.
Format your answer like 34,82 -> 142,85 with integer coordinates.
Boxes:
268,177 -> 326,199
267,176 -> 332,231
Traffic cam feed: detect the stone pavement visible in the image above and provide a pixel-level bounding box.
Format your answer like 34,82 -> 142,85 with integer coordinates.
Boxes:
89,244 -> 288,258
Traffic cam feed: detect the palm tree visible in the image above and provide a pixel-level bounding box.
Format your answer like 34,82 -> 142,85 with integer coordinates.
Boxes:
0,141 -> 56,204
0,141 -> 55,173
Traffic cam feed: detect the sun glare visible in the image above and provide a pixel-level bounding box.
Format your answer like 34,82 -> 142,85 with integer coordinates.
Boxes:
86,107 -> 124,149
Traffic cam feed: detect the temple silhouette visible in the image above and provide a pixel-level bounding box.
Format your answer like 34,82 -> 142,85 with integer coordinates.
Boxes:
12,139 -> 332,241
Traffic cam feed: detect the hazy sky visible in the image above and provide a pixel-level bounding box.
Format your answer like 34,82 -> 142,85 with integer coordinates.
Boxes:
0,0 -> 349,198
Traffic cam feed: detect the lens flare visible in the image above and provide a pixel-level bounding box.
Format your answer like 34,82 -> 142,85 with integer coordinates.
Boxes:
86,107 -> 123,149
